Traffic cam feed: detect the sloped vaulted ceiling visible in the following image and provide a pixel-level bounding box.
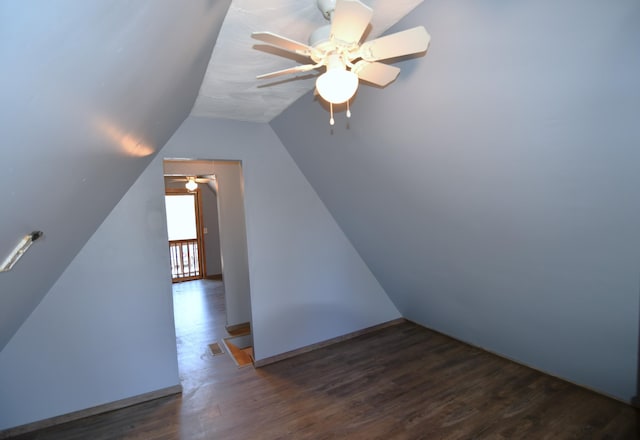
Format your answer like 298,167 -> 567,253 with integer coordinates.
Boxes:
0,0 -> 231,351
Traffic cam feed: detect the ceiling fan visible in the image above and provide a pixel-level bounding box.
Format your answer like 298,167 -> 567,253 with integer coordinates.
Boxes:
252,0 -> 431,124
166,175 -> 216,191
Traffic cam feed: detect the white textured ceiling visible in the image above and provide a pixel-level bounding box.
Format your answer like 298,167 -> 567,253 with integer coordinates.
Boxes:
191,0 -> 424,122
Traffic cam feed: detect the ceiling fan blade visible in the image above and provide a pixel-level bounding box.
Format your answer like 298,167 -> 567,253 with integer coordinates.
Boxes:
252,32 -> 312,56
330,0 -> 373,46
359,26 -> 431,62
352,61 -> 400,87
256,64 -> 319,80
166,176 -> 211,184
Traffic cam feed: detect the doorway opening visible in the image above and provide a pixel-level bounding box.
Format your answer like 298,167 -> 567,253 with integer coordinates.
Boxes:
165,188 -> 205,282
163,159 -> 254,368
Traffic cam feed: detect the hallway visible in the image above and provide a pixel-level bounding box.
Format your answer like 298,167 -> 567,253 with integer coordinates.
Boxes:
173,279 -> 244,384
169,279 -> 257,438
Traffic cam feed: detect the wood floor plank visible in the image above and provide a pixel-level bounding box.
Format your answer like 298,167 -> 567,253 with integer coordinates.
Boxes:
4,279 -> 637,439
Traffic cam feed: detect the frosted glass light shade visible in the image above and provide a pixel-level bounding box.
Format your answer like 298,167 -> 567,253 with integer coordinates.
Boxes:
315,69 -> 359,104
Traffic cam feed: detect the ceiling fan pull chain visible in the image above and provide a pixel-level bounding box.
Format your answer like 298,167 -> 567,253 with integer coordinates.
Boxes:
346,100 -> 351,119
330,102 -> 335,125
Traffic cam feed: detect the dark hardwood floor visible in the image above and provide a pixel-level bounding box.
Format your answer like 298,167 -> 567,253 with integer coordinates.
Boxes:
7,279 -> 637,439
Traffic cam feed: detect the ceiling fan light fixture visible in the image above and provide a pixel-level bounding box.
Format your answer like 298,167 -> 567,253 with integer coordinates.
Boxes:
253,0 -> 431,125
315,67 -> 358,104
185,178 -> 198,191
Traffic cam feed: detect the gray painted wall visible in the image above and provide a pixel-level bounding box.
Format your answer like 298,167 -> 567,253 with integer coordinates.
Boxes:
0,116 -> 399,430
214,162 -> 252,327
272,0 -> 640,402
161,117 -> 400,360
0,159 -> 179,430
0,0 -> 231,351
202,186 -> 222,276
